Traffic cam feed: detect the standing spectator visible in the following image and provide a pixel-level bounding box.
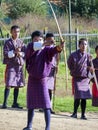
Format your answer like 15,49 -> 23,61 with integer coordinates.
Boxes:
91,45 -> 98,107
68,38 -> 92,120
23,30 -> 63,130
2,25 -> 26,109
44,33 -> 59,114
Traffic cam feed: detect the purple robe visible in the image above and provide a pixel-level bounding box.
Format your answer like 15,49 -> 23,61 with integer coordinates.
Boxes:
92,58 -> 98,106
26,42 -> 60,109
68,49 -> 91,99
47,54 -> 58,90
3,38 -> 26,87
93,58 -> 98,81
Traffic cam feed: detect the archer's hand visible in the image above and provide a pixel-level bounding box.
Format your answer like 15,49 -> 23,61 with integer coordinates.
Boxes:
89,67 -> 95,73
43,40 -> 55,46
57,41 -> 64,50
15,48 -> 21,57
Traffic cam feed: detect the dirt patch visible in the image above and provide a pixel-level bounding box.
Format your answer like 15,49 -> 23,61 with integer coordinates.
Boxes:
0,106 -> 98,130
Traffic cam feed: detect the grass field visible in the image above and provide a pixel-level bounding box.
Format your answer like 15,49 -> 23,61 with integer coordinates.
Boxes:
0,62 -> 98,113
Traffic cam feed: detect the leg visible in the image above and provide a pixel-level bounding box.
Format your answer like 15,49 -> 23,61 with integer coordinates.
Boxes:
44,109 -> 51,130
12,88 -> 23,109
23,109 -> 34,130
71,99 -> 80,118
48,89 -> 52,101
81,99 -> 87,120
13,88 -> 19,104
2,87 -> 10,108
48,90 -> 55,114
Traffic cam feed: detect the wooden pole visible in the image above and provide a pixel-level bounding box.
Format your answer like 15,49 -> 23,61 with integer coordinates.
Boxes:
88,43 -> 98,90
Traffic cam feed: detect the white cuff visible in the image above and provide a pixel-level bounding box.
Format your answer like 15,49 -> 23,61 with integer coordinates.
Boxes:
88,71 -> 94,79
8,50 -> 15,58
19,52 -> 25,57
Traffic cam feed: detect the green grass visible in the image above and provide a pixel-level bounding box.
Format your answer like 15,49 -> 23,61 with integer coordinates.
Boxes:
54,96 -> 98,113
0,62 -> 98,112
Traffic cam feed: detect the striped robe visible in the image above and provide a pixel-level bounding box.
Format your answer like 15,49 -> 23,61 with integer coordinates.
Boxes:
3,38 -> 26,87
68,49 -> 92,99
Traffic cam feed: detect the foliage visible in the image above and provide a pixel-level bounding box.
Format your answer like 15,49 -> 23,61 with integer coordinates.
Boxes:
1,0 -> 98,20
0,1 -> 7,19
7,0 -> 47,19
49,0 -> 98,19
0,8 -> 3,18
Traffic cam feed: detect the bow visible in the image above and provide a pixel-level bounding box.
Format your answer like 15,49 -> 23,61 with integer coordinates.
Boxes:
47,0 -> 68,92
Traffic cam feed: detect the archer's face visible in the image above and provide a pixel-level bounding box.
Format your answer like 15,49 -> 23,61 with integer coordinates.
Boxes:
32,36 -> 43,43
11,28 -> 20,39
79,40 -> 88,52
45,37 -> 55,45
96,50 -> 98,57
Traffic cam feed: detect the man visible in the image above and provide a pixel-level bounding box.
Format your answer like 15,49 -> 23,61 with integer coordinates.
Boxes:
2,25 -> 26,109
23,30 -> 63,130
91,45 -> 98,107
68,38 -> 92,120
44,33 -> 59,114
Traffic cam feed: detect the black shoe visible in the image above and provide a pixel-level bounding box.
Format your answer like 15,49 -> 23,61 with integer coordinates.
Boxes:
23,127 -> 32,130
2,104 -> 7,109
39,109 -> 44,112
12,103 -> 23,109
71,113 -> 77,118
50,109 -> 55,114
81,115 -> 87,120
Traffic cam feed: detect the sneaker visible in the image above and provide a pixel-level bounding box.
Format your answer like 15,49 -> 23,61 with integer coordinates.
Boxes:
12,103 -> 23,109
23,127 -> 32,130
2,104 -> 7,109
70,113 -> 77,118
81,115 -> 87,120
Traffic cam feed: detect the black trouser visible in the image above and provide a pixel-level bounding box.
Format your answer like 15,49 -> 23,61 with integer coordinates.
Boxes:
73,99 -> 86,116
48,89 -> 52,101
3,87 -> 19,105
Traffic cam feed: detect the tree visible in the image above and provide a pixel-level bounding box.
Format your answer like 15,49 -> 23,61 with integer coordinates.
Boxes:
0,0 -> 7,19
7,0 -> 47,19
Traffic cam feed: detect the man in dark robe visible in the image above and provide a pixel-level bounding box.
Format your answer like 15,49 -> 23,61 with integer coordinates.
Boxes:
92,45 -> 98,106
23,30 -> 63,130
68,38 -> 92,120
2,25 -> 26,109
39,32 -> 59,114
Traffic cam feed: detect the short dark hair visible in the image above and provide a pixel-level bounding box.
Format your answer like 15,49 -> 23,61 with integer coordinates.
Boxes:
95,45 -> 98,52
11,25 -> 20,31
46,33 -> 54,38
31,30 -> 43,40
79,38 -> 87,45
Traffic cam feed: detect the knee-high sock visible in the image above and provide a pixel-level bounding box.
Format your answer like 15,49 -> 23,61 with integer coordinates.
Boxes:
13,88 -> 19,104
3,88 -> 10,105
44,109 -> 51,130
73,99 -> 80,114
27,109 -> 34,128
81,99 -> 86,116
